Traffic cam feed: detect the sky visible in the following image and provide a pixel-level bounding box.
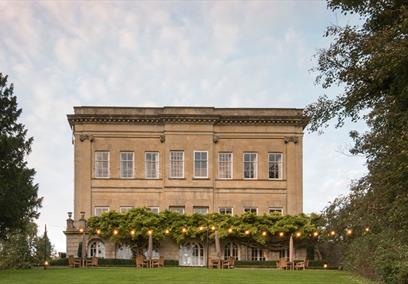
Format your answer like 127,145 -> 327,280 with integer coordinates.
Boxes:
0,1 -> 367,252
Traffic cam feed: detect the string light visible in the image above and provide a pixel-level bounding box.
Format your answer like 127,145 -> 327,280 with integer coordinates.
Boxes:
96,229 -> 101,235
262,231 -> 267,236
113,229 -> 118,235
330,230 -> 336,236
346,229 -> 352,236
147,230 -> 153,235
279,232 -> 284,237
313,232 -> 319,237
182,228 -> 187,233
245,230 -> 250,235
365,227 -> 370,232
295,232 -> 301,238
228,228 -> 233,233
323,264 -> 328,269
165,229 -> 170,234
79,228 -> 84,233
199,226 -> 204,231
130,230 -> 135,236
211,226 -> 215,231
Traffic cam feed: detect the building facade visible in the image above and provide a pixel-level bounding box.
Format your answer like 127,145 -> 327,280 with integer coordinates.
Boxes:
64,106 -> 306,264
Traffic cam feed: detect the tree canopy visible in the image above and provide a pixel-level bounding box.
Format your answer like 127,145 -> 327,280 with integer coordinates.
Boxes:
0,73 -> 42,240
307,1 -> 408,282
87,208 -> 319,256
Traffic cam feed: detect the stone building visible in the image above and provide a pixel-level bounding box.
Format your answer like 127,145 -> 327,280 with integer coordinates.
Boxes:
64,106 -> 306,265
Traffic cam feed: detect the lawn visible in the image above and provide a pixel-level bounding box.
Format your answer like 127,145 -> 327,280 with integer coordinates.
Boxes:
0,267 -> 372,284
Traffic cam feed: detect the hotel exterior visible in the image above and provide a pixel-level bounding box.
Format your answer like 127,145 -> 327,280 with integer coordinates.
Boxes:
64,106 -> 306,265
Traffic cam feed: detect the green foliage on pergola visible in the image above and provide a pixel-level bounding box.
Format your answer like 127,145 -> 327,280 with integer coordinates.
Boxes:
87,208 -> 319,251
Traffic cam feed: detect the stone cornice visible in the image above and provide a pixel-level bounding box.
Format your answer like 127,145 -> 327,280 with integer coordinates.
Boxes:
67,107 -> 307,128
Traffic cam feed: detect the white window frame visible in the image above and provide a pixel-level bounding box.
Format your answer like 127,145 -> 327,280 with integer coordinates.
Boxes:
148,207 -> 160,214
218,152 -> 233,179
193,206 -> 209,215
94,207 -> 109,216
243,207 -> 258,215
169,151 -> 184,178
193,151 -> 208,178
119,206 -> 133,214
120,152 -> 134,179
250,247 -> 266,261
218,207 -> 233,215
145,152 -> 160,179
268,152 -> 283,180
268,207 -> 284,215
95,151 -> 110,178
243,152 -> 258,179
169,206 -> 185,214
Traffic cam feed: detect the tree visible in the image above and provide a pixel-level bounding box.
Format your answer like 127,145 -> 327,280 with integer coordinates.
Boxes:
306,1 -> 408,282
32,226 -> 54,265
0,73 -> 42,240
0,222 -> 37,269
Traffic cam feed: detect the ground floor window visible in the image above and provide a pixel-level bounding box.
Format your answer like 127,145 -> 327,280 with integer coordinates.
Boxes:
88,240 -> 105,258
250,247 -> 265,261
224,242 -> 239,260
116,244 -> 132,259
179,242 -> 205,266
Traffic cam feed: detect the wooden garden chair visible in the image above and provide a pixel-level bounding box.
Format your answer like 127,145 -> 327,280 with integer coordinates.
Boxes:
152,256 -> 165,268
208,257 -> 220,268
86,256 -> 98,267
68,255 -> 81,268
135,255 -> 147,268
295,258 -> 308,270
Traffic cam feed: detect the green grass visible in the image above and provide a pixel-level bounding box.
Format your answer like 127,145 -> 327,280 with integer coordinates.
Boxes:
0,267 -> 372,284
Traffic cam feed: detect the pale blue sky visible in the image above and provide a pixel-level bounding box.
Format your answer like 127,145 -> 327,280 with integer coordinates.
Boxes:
0,1 -> 366,252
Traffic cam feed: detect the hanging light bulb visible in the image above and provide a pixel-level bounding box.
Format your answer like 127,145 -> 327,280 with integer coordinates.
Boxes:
228,228 -> 233,233
365,227 -> 370,232
182,228 -> 187,233
346,229 -> 352,235
211,226 -> 215,231
313,231 -> 319,237
96,229 -> 101,235
130,230 -> 135,236
279,232 -> 284,237
245,230 -> 250,235
262,231 -> 267,236
147,230 -> 153,235
199,226 -> 204,231
113,229 -> 118,235
330,230 -> 336,236
295,232 -> 301,238
165,229 -> 170,234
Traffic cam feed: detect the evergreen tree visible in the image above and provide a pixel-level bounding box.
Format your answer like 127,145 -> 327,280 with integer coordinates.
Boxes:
0,73 -> 42,240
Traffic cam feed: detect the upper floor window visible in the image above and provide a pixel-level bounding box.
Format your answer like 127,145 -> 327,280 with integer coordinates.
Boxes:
268,153 -> 283,179
94,207 -> 109,216
219,207 -> 233,215
169,206 -> 185,214
119,206 -> 133,214
95,151 -> 109,178
193,206 -> 209,215
145,152 -> 159,179
243,152 -> 257,179
269,207 -> 283,215
194,151 -> 208,178
243,207 -> 258,215
120,152 -> 134,178
218,152 -> 232,179
169,151 -> 184,178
